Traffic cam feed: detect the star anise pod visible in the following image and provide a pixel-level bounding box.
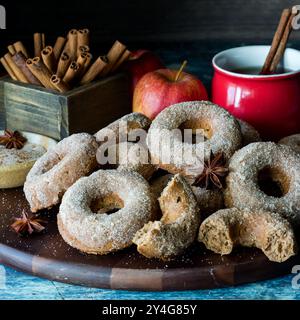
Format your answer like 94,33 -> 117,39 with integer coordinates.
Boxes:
193,151 -> 229,189
11,211 -> 47,236
0,129 -> 27,149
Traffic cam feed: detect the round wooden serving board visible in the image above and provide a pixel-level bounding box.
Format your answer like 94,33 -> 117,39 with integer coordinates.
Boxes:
0,187 -> 299,291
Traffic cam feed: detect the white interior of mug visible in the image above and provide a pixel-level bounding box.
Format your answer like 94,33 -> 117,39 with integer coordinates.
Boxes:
212,45 -> 300,78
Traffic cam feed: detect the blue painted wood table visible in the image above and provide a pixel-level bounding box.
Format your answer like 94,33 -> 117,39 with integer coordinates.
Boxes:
1,42 -> 300,300
0,265 -> 299,300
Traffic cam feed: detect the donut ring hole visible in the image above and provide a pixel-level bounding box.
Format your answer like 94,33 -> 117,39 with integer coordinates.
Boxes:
257,166 -> 290,198
178,118 -> 213,143
90,193 -> 124,215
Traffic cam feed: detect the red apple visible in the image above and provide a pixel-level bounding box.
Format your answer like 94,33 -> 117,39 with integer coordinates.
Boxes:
133,61 -> 208,119
123,49 -> 164,96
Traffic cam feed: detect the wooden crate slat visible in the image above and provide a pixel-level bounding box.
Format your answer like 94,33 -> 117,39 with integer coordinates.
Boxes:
4,81 -> 62,111
5,98 -> 61,118
0,80 -> 4,130
67,73 -> 131,135
6,108 -> 61,140
0,74 -> 131,140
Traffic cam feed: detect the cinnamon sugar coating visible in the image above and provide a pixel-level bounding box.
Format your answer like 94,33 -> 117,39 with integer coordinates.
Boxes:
101,141 -> 156,180
24,133 -> 98,212
279,134 -> 300,154
58,170 -> 153,255
146,101 -> 242,182
150,173 -> 223,216
191,186 -> 224,215
237,119 -> 261,146
94,112 -> 151,144
133,174 -> 200,260
224,142 -> 300,225
199,208 -> 297,263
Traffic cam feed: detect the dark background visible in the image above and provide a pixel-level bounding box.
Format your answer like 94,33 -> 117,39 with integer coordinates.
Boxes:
1,0 -> 300,78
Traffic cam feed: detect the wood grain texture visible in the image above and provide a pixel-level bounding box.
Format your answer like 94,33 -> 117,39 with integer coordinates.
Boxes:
67,74 -> 131,135
1,41 -> 300,297
0,265 -> 299,300
1,0 -> 300,58
0,188 -> 299,291
0,74 -> 131,140
0,79 -> 4,129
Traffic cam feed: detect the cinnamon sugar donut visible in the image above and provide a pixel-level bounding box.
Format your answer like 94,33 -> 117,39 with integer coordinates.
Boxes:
191,186 -> 224,215
199,208 -> 297,262
133,174 -> 200,260
94,112 -> 151,144
224,142 -> 300,225
117,142 -> 156,180
24,133 -> 98,212
57,170 -> 153,255
147,101 -> 242,182
279,134 -> 300,154
150,173 -> 223,215
150,173 -> 173,200
99,141 -> 156,180
237,119 -> 261,146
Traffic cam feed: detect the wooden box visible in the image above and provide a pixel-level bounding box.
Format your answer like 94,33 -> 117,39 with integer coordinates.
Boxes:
0,74 -> 131,140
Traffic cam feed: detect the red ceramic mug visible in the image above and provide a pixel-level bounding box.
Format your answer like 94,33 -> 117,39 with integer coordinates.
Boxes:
212,46 -> 300,141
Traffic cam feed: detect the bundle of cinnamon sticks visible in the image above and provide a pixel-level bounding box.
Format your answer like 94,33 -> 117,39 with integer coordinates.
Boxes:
261,7 -> 297,75
1,29 -> 131,93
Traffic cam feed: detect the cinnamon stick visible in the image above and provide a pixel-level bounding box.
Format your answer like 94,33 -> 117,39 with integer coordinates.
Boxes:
13,41 -> 29,58
65,29 -> 78,61
269,11 -> 296,73
34,33 -> 45,57
50,74 -> 70,93
41,46 -> 56,73
4,53 -> 29,83
80,52 -> 92,76
53,36 -> 66,60
111,49 -> 131,72
76,52 -> 88,80
12,52 -> 41,85
63,61 -> 82,85
77,52 -> 87,66
261,8 -> 291,74
7,45 -> 16,55
80,56 -> 108,85
77,45 -> 90,57
101,40 -> 126,76
56,52 -> 71,78
0,56 -> 18,80
77,29 -> 90,50
26,57 -> 54,89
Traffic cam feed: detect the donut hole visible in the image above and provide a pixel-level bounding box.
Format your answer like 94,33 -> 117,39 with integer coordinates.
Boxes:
178,119 -> 213,143
90,193 -> 124,215
257,166 -> 290,198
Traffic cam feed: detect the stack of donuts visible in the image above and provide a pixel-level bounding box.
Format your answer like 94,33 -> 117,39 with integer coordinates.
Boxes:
23,101 -> 300,263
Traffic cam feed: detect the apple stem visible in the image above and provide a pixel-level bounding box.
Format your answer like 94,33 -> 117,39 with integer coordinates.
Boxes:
174,60 -> 188,81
